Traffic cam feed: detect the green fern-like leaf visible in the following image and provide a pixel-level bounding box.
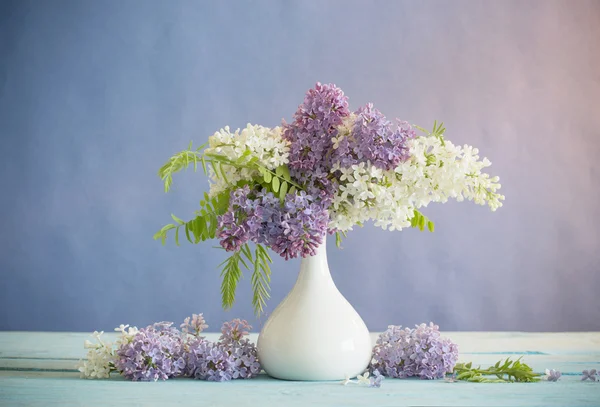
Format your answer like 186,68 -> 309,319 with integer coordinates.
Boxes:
251,244 -> 272,315
219,253 -> 243,310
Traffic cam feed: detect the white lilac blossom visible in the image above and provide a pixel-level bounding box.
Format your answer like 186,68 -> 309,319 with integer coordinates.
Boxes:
78,331 -> 114,379
370,323 -> 459,380
329,135 -> 504,232
340,370 -> 384,388
544,369 -> 561,382
78,326 -> 140,379
206,124 -> 290,198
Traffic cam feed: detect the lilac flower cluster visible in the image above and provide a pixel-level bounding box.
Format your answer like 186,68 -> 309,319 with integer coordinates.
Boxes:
545,369 -> 561,382
370,323 -> 459,380
114,322 -> 186,381
284,83 -> 414,174
276,83 -> 416,236
217,186 -> 329,259
283,82 -> 350,172
581,369 -> 597,381
333,103 -> 415,170
180,313 -> 208,336
186,319 -> 260,381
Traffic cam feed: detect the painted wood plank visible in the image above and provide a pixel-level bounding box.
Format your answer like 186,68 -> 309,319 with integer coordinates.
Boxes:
2,332 -> 599,359
1,372 -> 600,407
1,332 -> 599,406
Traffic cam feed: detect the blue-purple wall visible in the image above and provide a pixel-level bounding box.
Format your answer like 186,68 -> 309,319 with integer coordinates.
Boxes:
1,0 -> 599,332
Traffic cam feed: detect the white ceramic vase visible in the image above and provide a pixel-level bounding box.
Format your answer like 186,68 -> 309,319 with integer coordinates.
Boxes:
256,238 -> 372,380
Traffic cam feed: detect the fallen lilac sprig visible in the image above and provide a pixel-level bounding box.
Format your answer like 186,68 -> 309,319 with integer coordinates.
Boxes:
544,369 -> 561,382
581,369 -> 597,381
340,370 -> 384,388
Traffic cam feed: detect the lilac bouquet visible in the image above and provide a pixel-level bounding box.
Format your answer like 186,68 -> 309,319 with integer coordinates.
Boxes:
156,83 -> 504,314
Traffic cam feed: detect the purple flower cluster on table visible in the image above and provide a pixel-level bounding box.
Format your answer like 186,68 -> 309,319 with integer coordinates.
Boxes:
114,322 -> 186,381
106,314 -> 261,382
186,319 -> 260,382
218,186 -> 329,259
370,323 -> 459,380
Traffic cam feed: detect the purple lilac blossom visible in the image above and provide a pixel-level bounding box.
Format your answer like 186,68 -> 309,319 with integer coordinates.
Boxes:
369,369 -> 385,388
581,369 -> 597,381
348,104 -> 415,170
370,323 -> 459,380
114,322 -> 186,381
545,369 -> 561,382
186,338 -> 236,381
186,319 -> 260,381
283,82 -> 350,172
218,187 -> 329,259
181,313 -> 208,337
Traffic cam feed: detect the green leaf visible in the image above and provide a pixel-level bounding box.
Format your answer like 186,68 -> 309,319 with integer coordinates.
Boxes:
280,165 -> 291,181
263,170 -> 272,183
411,212 -> 419,228
201,156 -> 207,174
171,214 -> 185,225
251,244 -> 272,316
220,254 -> 243,309
289,185 -> 297,195
427,220 -> 435,232
175,227 -> 180,246
272,176 -> 280,193
279,180 -> 288,201
335,231 -> 342,248
184,223 -> 193,243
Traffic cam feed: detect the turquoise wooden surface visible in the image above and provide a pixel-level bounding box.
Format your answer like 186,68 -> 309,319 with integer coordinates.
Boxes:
1,332 -> 599,406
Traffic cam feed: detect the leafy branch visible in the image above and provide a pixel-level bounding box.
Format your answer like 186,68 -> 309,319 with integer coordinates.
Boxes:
453,358 -> 541,383
153,191 -> 230,245
157,141 -> 301,198
218,242 -> 273,316
410,209 -> 434,232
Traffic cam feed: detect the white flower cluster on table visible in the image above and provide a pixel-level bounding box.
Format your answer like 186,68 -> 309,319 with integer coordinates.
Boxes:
78,325 -> 138,379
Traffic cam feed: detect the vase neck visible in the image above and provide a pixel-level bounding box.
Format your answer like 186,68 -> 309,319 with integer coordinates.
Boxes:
296,238 -> 335,288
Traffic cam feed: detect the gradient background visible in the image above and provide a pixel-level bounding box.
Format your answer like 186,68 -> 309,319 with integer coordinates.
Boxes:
1,0 -> 599,333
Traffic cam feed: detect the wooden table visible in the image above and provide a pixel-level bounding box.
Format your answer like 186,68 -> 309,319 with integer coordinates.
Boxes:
1,332 -> 599,406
